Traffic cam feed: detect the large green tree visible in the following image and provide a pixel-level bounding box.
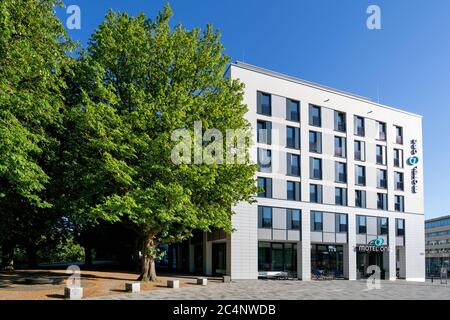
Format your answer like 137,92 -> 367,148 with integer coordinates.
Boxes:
63,5 -> 257,281
0,0 -> 72,269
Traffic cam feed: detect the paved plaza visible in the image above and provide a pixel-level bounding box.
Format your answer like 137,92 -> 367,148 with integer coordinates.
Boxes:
90,279 -> 450,300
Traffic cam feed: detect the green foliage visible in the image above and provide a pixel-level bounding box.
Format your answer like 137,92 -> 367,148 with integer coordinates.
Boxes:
63,4 -> 257,269
38,237 -> 85,264
0,0 -> 73,266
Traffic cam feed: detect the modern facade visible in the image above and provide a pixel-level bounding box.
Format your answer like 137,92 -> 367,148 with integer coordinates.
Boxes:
425,215 -> 450,276
168,62 -> 425,282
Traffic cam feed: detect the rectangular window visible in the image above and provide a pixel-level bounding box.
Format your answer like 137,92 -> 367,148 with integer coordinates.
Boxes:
334,111 -> 346,132
354,140 -> 365,161
258,206 -> 273,229
309,105 -> 321,127
354,116 -> 365,136
355,165 -> 366,186
377,169 -> 387,189
378,217 -> 389,235
335,162 -> 347,183
355,190 -> 366,208
357,215 -> 367,234
257,148 -> 272,172
395,172 -> 404,191
288,209 -> 301,230
334,136 -> 346,157
310,184 -> 323,204
257,177 -> 272,198
396,219 -> 405,236
257,91 -> 271,116
309,131 -> 322,153
377,121 -> 387,141
287,181 -> 301,201
394,148 -> 404,168
395,126 -> 403,144
286,126 -> 300,149
336,214 -> 348,233
311,211 -> 323,231
377,193 -> 388,210
335,187 -> 347,206
287,153 -> 300,177
395,195 -> 405,212
310,157 -> 322,180
376,145 -> 386,165
286,99 -> 300,122
257,120 -> 272,145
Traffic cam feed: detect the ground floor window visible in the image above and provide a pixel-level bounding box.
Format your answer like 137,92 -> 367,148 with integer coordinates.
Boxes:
258,242 -> 297,272
426,257 -> 450,276
311,244 -> 343,278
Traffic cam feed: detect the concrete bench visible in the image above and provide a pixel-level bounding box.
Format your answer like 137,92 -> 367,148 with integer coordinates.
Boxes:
167,279 -> 179,288
64,286 -> 83,300
125,282 -> 140,293
196,278 -> 207,286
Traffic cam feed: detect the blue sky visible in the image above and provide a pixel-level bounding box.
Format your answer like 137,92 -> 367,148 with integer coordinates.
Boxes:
56,0 -> 450,219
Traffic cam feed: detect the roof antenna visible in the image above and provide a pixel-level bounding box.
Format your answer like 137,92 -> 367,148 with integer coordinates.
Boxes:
376,83 -> 380,103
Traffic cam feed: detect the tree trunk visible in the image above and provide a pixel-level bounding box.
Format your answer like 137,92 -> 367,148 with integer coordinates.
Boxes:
138,234 -> 157,282
26,243 -> 38,268
1,242 -> 15,271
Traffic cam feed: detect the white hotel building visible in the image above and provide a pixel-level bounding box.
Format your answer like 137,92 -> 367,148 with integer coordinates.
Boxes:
168,62 -> 425,282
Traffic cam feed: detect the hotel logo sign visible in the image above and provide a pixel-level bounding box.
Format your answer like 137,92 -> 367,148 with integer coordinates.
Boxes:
355,238 -> 390,252
408,139 -> 419,194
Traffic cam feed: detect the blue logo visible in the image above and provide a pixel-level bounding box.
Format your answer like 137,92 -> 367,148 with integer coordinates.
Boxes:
368,238 -> 385,246
407,156 -> 419,166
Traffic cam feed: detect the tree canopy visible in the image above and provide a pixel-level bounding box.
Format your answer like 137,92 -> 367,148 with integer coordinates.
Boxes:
61,4 -> 256,281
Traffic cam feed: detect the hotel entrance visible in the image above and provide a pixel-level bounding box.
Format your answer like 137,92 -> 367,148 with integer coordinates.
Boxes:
357,251 -> 385,279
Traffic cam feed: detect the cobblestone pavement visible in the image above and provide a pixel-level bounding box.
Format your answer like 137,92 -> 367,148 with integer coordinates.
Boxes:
90,279 -> 450,300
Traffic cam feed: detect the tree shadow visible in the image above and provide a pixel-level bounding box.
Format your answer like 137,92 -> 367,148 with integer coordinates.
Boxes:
46,294 -> 65,299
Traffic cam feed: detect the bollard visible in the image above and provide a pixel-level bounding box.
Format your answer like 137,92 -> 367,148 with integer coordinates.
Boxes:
64,286 -> 83,300
167,279 -> 179,288
222,275 -> 231,283
196,278 -> 207,286
125,282 -> 141,293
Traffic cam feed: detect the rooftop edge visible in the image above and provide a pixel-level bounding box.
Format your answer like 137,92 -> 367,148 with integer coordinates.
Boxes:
231,61 -> 423,119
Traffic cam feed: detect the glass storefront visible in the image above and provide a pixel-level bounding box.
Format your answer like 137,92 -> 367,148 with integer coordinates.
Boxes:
426,257 -> 450,276
258,242 -> 297,272
311,244 -> 344,277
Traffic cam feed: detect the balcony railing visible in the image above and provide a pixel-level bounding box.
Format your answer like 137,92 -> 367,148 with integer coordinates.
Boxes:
310,142 -> 320,153
378,131 -> 386,141
312,169 -> 322,179
337,174 -> 347,183
355,151 -> 362,161
396,182 -> 404,191
378,180 -> 387,189
336,123 -> 346,132
357,176 -> 366,185
355,127 -> 365,136
376,155 -> 384,165
396,136 -> 403,144
311,116 -> 321,126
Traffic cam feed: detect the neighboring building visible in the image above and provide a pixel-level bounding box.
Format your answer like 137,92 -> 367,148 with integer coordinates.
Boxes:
425,215 -> 450,276
168,62 -> 425,282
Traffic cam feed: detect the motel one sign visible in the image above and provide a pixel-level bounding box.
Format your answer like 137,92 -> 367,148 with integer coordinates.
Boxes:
407,139 -> 420,194
355,238 -> 390,253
